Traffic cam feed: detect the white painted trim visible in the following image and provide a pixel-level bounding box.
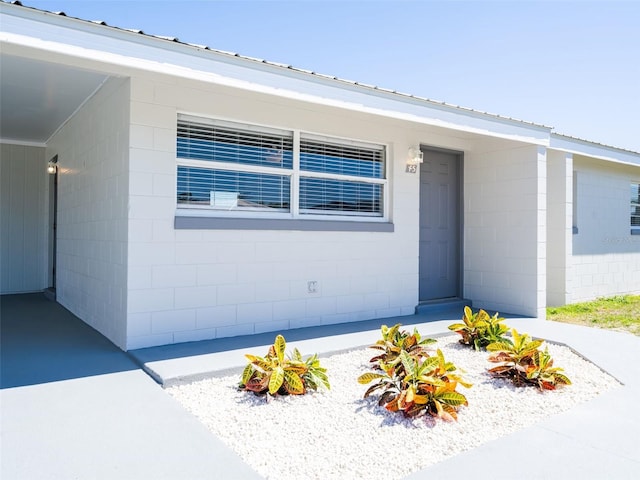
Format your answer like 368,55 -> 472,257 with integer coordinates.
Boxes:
178,113 -> 293,137
177,158 -> 292,177
1,3 -> 550,129
0,6 -> 551,146
550,134 -> 640,166
301,132 -> 386,151
44,76 -> 112,145
0,138 -> 46,147
178,110 -> 298,139
292,130 -> 301,217
8,2 -> 638,165
299,171 -> 386,186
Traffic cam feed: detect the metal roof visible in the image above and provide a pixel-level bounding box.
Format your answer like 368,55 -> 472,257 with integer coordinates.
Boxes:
551,132 -> 639,156
3,0 -> 639,155
4,0 -> 551,129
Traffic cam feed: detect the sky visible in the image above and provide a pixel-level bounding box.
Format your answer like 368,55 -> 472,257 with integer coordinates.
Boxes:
20,0 -> 640,152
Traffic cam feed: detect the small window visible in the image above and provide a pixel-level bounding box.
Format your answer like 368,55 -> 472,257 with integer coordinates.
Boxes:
176,115 -> 387,220
631,182 -> 640,234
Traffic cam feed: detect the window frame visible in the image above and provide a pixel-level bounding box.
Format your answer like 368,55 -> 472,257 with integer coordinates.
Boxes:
572,171 -> 578,234
297,132 -> 386,218
631,181 -> 640,235
175,114 -> 389,223
176,115 -> 294,214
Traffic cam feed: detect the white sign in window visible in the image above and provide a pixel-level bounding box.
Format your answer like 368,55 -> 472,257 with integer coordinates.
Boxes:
210,191 -> 238,208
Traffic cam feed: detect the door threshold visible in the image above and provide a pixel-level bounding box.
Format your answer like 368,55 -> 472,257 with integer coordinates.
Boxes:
43,287 -> 56,302
415,298 -> 470,315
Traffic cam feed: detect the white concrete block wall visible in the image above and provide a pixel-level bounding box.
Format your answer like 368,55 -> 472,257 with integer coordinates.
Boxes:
464,144 -> 545,317
124,74 -> 474,349
571,156 -> 640,301
546,150 -> 573,306
0,143 -> 47,293
46,78 -> 130,348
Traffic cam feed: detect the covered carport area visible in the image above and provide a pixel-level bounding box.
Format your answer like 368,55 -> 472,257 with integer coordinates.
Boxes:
1,11 -> 132,348
0,53 -> 110,298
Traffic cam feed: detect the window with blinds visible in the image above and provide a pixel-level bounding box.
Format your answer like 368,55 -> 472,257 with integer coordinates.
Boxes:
177,166 -> 291,210
300,138 -> 384,178
177,118 -> 293,168
176,115 -> 386,219
631,183 -> 640,230
299,137 -> 385,216
177,116 -> 293,212
300,178 -> 382,215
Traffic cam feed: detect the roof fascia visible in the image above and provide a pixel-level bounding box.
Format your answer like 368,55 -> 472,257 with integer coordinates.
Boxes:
0,137 -> 46,147
1,3 -> 550,145
550,133 -> 640,167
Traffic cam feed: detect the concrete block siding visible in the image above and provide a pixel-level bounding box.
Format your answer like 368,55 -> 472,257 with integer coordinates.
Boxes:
3,4 -> 637,351
464,144 -> 545,319
45,77 -> 130,348
125,74 -> 433,349
4,68 -> 638,351
546,150 -> 573,306
121,72 -> 563,349
571,156 -> 640,302
0,144 -> 47,294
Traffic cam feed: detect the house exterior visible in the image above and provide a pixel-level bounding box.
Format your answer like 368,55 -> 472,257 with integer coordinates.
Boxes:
1,1 -> 639,351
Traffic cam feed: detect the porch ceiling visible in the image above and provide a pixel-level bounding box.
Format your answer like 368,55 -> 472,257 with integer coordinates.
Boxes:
0,53 -> 109,145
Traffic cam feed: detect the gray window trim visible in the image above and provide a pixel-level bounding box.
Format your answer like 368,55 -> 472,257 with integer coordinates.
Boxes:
175,216 -> 394,232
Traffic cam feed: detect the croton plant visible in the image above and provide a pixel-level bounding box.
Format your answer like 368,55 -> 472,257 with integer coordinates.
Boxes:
486,328 -> 572,390
239,334 -> 330,397
358,324 -> 471,422
448,306 -> 510,351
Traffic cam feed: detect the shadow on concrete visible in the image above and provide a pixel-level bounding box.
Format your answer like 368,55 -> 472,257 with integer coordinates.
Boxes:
1,293 -> 138,389
129,306 -> 466,366
131,317 -> 388,365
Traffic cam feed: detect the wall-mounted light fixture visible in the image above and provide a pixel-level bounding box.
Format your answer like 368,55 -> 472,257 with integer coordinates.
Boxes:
47,155 -> 58,174
407,147 -> 423,165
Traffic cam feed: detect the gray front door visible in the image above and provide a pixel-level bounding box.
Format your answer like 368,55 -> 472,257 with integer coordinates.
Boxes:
419,148 -> 460,301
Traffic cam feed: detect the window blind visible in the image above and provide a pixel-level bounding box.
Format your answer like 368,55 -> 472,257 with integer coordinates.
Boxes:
176,115 -> 386,219
631,183 -> 640,227
177,166 -> 290,211
177,119 -> 293,169
300,138 -> 384,178
299,178 -> 383,216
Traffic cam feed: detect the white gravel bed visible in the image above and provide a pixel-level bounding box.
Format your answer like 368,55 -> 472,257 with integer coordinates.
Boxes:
167,335 -> 621,480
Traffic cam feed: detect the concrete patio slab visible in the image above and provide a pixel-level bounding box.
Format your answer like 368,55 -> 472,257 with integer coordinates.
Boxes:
2,293 -> 639,479
406,416 -> 640,480
130,305 -> 524,385
1,294 -> 261,480
132,306 -> 640,480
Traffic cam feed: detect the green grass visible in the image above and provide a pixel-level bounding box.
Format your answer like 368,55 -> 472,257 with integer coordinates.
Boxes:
547,295 -> 640,335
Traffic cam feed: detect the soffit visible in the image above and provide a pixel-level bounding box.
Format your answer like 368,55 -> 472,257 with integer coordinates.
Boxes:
0,53 -> 109,144
1,0 -> 552,146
